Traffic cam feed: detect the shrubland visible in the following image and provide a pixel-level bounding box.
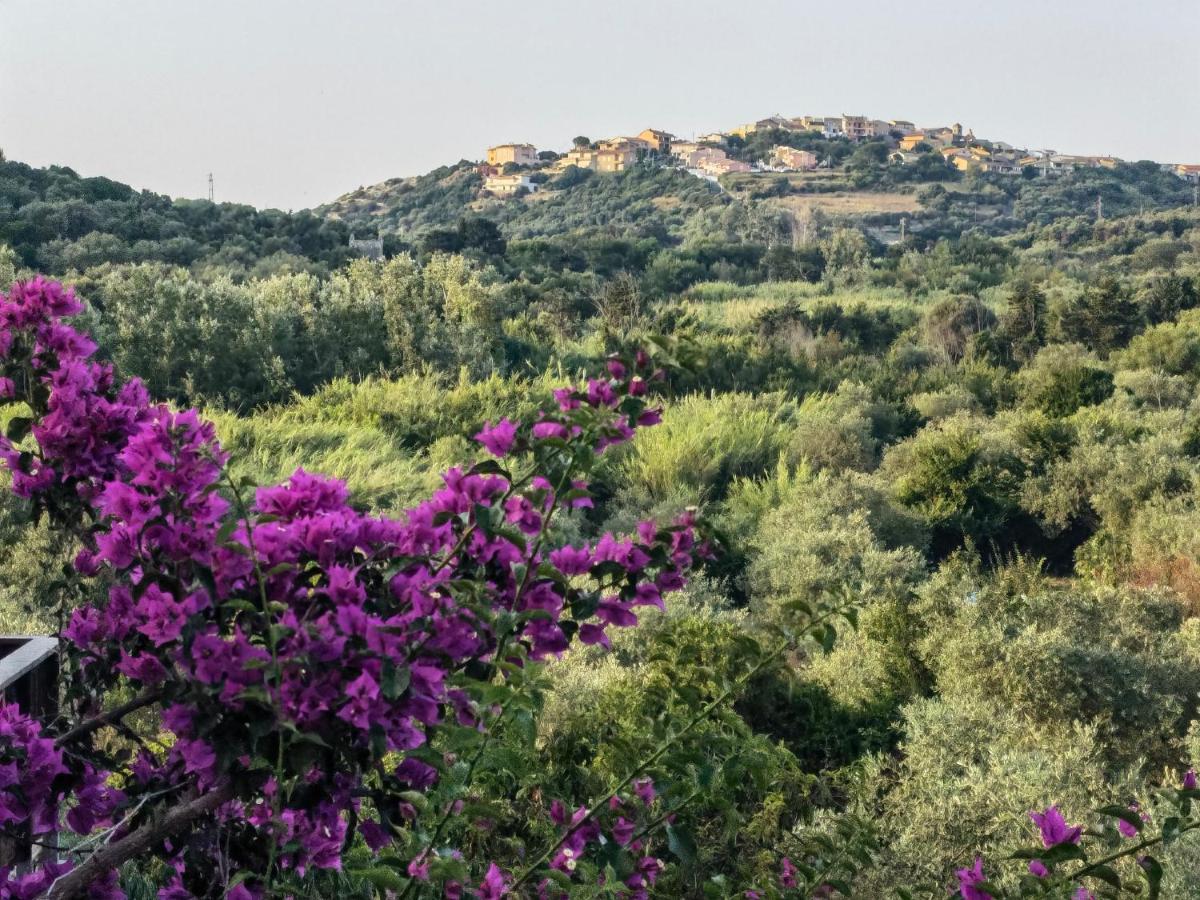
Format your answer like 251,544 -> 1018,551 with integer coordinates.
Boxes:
3,154 -> 1200,897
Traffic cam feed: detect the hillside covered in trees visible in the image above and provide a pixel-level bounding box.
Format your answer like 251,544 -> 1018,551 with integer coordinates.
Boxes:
4,148 -> 1200,897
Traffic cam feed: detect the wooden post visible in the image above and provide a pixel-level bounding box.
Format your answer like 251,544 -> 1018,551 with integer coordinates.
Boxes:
0,635 -> 59,869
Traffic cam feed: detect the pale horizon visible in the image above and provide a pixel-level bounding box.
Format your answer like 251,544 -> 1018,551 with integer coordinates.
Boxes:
2,0 -> 1196,211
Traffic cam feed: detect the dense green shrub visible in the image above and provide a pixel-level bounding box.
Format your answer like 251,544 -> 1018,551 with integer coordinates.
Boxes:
880,413 -> 1025,554
1015,343 -> 1114,416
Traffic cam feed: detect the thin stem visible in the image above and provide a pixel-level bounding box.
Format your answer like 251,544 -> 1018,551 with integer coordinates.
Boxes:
1071,819 -> 1200,881
628,787 -> 704,846
221,471 -> 285,892
221,471 -> 271,623
55,689 -> 165,746
397,636 -> 518,900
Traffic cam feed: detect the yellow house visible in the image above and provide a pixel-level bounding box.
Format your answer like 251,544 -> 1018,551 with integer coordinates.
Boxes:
637,129 -> 674,154
486,144 -> 538,167
898,133 -> 928,151
555,146 -> 638,173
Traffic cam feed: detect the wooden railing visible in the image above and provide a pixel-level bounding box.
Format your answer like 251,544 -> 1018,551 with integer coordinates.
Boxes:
0,635 -> 58,869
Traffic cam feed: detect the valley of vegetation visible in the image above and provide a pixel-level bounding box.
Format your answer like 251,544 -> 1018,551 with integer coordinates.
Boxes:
4,146 -> 1200,898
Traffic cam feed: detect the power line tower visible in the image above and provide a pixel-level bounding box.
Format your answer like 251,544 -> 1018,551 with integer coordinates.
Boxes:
1096,195 -> 1103,221
207,173 -> 214,203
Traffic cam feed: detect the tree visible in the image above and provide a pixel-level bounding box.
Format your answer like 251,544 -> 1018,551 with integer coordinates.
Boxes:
456,216 -> 506,256
1139,274 -> 1198,325
595,271 -> 643,334
572,135 -> 592,149
847,141 -> 889,171
998,280 -> 1048,363
1053,278 -> 1143,354
920,296 -> 997,363
820,228 -> 871,281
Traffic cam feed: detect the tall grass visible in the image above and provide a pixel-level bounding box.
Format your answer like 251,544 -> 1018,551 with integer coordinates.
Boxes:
614,392 -> 794,504
680,280 -> 927,330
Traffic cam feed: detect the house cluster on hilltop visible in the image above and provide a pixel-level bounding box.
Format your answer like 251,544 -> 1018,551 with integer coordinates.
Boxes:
479,130 -> 674,195
475,114 -> 1199,196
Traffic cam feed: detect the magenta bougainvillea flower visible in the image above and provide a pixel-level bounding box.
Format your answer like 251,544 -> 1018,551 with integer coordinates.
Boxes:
473,418 -> 518,457
1029,805 -> 1083,848
955,857 -> 992,900
779,857 -> 798,889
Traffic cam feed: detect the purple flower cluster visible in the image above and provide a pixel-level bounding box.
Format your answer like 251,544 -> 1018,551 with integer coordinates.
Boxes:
0,703 -> 123,899
0,276 -> 149,502
537,779 -> 662,899
0,277 -> 710,896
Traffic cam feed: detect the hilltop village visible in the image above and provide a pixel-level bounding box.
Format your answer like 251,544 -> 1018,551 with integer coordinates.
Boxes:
478,114 -> 1200,197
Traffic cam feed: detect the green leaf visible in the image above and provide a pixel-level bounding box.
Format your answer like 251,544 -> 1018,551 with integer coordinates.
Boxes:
1012,842 -> 1085,864
470,458 -> 507,476
1087,864 -> 1122,889
397,790 -> 429,811
5,416 -> 31,443
595,838 -> 634,879
1141,854 -> 1163,900
348,867 -> 407,893
222,598 -> 258,613
782,597 -> 814,617
666,823 -> 697,868
541,869 -> 574,889
292,731 -> 331,749
821,623 -> 837,652
1162,816 -> 1181,844
381,663 -> 410,700
215,518 -> 238,544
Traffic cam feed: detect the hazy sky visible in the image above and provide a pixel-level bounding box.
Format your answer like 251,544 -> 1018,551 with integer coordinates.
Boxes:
2,0 -> 1196,210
